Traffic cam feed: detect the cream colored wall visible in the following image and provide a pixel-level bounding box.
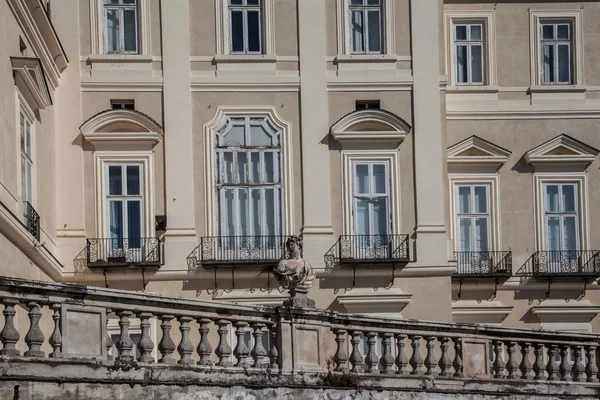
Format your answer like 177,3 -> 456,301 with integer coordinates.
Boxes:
0,232 -> 53,282
274,0 -> 299,57
189,0 -> 216,56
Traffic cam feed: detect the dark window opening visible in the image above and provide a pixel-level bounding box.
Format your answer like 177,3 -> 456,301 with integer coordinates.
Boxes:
111,100 -> 135,110
356,100 -> 380,110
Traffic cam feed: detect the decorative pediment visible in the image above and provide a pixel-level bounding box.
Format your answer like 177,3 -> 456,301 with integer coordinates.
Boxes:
525,134 -> 599,166
330,109 -> 411,143
447,136 -> 511,166
80,109 -> 163,148
12,57 -> 52,112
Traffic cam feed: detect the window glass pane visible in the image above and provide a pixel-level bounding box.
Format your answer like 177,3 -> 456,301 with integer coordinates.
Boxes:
106,9 -> 120,52
372,199 -> 388,236
108,165 -> 122,195
542,45 -> 554,83
230,10 -> 244,52
224,189 -> 235,236
356,199 -> 369,235
456,45 -> 468,83
367,10 -> 381,53
251,189 -> 261,236
237,152 -> 247,184
249,123 -> 272,146
264,152 -> 274,182
458,186 -> 470,214
557,24 -> 569,40
238,189 -> 248,236
350,0 -> 363,5
126,165 -> 140,195
563,216 -> 577,251
24,121 -> 31,155
474,218 -> 489,251
355,164 -> 369,194
20,112 -> 25,151
21,158 -> 27,203
471,45 -> 483,83
470,25 -> 482,41
123,0 -> 136,4
557,44 -> 570,83
546,216 -> 560,251
351,11 -> 364,52
223,152 -> 234,183
265,188 -> 275,236
247,0 -> 260,5
458,218 -> 471,252
561,185 -> 576,212
250,152 -> 260,183
105,0 -> 119,4
545,185 -> 559,212
367,0 -> 380,5
127,201 -> 141,246
109,200 -> 123,241
455,25 -> 467,41
25,163 -> 32,203
230,0 -> 243,4
373,164 -> 386,194
474,186 -> 487,213
123,9 -> 137,52
247,10 -> 261,52
223,123 -> 245,146
542,25 -> 554,40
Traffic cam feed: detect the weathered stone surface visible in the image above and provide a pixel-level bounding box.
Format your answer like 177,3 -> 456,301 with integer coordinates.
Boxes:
61,305 -> 106,359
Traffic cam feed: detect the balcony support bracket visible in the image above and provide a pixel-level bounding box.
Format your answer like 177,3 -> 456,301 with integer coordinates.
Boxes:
546,279 -> 552,298
457,279 -> 463,300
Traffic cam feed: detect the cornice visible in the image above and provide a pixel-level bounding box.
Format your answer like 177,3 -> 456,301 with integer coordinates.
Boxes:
525,134 -> 599,166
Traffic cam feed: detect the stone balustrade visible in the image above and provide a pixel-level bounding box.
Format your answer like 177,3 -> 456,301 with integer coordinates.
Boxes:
0,276 -> 598,391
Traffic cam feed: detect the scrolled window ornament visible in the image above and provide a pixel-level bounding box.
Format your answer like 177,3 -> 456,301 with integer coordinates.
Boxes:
274,235 -> 316,308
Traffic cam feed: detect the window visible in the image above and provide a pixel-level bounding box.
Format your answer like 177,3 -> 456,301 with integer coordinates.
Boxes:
20,109 -> 33,207
104,0 -> 139,54
453,23 -> 484,85
228,0 -> 262,54
540,22 -> 572,84
543,183 -> 579,252
353,161 -> 390,237
105,163 -> 144,250
215,116 -> 282,238
455,184 -> 490,253
349,0 -> 383,54
111,100 -> 135,110
355,100 -> 380,110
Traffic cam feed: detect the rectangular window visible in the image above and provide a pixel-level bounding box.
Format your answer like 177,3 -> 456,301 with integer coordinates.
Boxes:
349,0 -> 383,54
104,0 -> 139,54
540,22 -> 572,84
111,100 -> 135,110
543,183 -> 579,251
352,161 -> 390,237
228,0 -> 262,54
355,100 -> 380,110
20,109 -> 33,207
455,184 -> 491,253
453,23 -> 484,85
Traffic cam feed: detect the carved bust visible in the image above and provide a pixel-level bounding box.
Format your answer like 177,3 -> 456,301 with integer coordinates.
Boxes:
274,236 -> 316,308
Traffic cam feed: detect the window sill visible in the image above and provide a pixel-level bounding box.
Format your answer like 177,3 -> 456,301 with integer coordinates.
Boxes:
213,54 -> 278,64
334,54 -> 398,64
446,85 -> 500,94
529,84 -> 587,93
85,54 -> 155,64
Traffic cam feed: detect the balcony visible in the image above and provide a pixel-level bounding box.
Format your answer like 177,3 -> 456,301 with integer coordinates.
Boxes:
453,251 -> 512,279
194,235 -> 287,268
529,250 -> 600,280
325,234 -> 410,267
85,237 -> 162,270
23,201 -> 40,241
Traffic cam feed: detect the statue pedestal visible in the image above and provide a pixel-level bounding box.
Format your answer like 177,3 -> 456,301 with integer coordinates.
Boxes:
283,287 -> 315,309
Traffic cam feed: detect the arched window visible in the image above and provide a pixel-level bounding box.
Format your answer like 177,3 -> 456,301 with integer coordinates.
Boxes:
215,116 -> 282,239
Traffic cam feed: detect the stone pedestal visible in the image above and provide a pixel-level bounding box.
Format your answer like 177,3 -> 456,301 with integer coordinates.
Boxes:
283,287 -> 315,309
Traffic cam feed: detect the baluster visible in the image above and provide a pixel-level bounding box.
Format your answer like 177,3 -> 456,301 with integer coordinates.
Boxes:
409,335 -> 424,376
519,342 -> 532,380
105,309 -> 114,360
0,299 -> 20,356
333,329 -> 349,372
453,338 -> 464,378
269,323 -> 279,370
559,345 -> 571,381
506,342 -> 519,379
196,318 -> 213,366
137,312 -> 154,363
158,315 -> 176,365
395,333 -> 408,375
251,323 -> 268,368
234,321 -> 250,368
546,344 -> 559,381
216,320 -> 233,367
492,341 -> 505,378
439,337 -> 453,378
49,304 -> 62,358
381,333 -> 395,374
572,345 -> 586,382
533,343 -> 546,380
349,331 -> 363,373
177,316 -> 194,365
116,311 -> 134,362
424,336 -> 437,377
586,346 -> 598,383
24,302 -> 45,357
365,332 -> 380,374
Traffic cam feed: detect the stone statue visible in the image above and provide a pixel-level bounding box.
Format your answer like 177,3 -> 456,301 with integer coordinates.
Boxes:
274,235 -> 316,308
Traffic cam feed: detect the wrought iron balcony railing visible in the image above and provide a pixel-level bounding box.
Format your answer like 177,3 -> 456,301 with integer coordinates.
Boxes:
325,234 -> 410,267
86,237 -> 162,269
23,201 -> 40,241
453,251 -> 512,277
529,250 -> 600,278
197,235 -> 287,267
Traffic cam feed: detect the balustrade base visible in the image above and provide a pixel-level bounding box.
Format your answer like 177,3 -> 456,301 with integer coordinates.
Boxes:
283,288 -> 315,309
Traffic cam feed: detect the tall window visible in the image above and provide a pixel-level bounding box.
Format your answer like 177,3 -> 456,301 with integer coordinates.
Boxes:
544,183 -> 578,252
540,22 -> 572,84
228,0 -> 262,54
104,0 -> 138,54
349,0 -> 383,54
456,184 -> 490,253
215,116 -> 282,238
105,163 -> 144,248
20,109 -> 33,207
454,23 -> 484,84
353,161 -> 389,236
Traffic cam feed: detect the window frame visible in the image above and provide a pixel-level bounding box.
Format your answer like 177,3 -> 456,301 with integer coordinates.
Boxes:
90,0 -> 150,55
348,0 -> 384,55
351,160 -> 391,236
227,0 -> 263,55
336,0 -> 395,56
542,182 -> 580,252
19,106 -> 35,208
454,184 -> 492,253
103,0 -> 140,55
453,22 -> 485,85
216,0 -> 275,56
539,21 -> 573,85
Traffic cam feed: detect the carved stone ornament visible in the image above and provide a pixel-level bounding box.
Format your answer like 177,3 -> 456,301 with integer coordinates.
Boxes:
274,235 -> 316,308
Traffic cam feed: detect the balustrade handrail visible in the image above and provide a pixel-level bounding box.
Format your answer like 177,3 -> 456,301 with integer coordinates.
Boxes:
325,234 -> 410,266
453,251 -> 512,276
523,250 -> 600,277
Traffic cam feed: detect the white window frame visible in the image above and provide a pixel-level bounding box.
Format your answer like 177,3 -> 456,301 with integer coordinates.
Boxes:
94,152 -> 155,239
216,0 -> 275,56
336,0 -> 395,56
452,22 -> 485,85
342,151 -> 400,236
454,184 -> 492,252
533,174 -> 588,252
351,160 -> 391,236
539,21 -> 573,85
348,0 -> 384,55
449,175 -> 501,253
90,0 -> 151,55
444,11 -> 496,88
529,10 -> 583,87
103,0 -> 139,54
227,0 -> 263,54
19,103 -> 35,208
